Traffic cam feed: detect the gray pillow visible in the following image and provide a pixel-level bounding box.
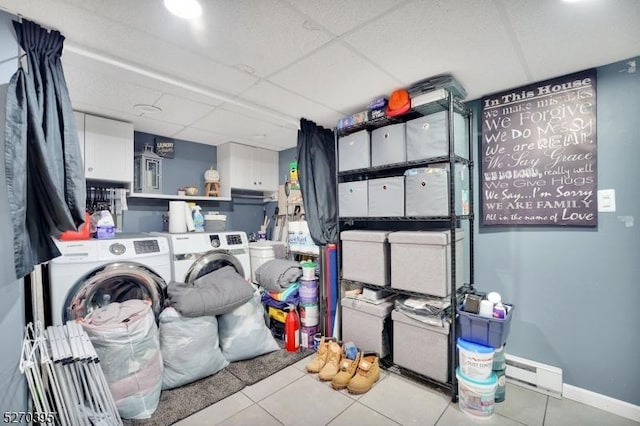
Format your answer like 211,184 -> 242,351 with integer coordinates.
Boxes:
167,266 -> 254,317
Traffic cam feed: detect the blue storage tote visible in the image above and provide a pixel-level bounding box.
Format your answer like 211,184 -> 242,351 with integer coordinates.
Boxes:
457,305 -> 514,348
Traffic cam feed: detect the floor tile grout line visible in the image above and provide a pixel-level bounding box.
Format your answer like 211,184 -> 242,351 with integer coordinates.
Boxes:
215,402 -> 284,426
432,402 -> 452,425
242,364 -> 310,403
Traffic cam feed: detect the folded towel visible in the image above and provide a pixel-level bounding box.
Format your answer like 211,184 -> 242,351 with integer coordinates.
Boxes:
255,259 -> 302,292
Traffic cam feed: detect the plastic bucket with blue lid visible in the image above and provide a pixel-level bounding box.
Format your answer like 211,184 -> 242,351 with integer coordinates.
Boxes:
457,337 -> 494,380
456,367 -> 498,418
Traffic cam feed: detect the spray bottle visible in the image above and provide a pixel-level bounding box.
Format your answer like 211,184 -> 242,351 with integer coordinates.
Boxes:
284,304 -> 300,352
192,205 -> 204,232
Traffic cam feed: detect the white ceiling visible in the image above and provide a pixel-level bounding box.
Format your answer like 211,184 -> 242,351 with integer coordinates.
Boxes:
1,0 -> 638,151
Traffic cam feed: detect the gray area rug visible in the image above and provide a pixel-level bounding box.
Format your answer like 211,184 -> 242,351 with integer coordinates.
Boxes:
123,346 -> 312,426
226,345 -> 312,385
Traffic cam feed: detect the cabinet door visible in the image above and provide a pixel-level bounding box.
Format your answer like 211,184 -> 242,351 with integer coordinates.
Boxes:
73,111 -> 85,174
254,147 -> 278,191
84,115 -> 133,184
230,143 -> 256,190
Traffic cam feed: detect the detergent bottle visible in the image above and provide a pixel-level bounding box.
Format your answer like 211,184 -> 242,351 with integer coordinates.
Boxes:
284,304 -> 300,352
192,205 -> 205,232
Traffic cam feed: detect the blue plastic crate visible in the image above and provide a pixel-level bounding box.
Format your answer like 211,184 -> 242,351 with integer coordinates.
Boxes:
457,305 -> 513,348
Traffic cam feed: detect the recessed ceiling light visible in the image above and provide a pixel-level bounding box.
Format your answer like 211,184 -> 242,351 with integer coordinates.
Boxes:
164,0 -> 202,19
134,104 -> 162,114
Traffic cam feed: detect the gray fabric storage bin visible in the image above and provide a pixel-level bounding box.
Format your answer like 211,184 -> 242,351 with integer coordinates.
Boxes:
392,309 -> 450,382
341,297 -> 394,357
389,230 -> 464,297
340,230 -> 390,286
339,181 -> 368,217
371,123 -> 406,167
406,111 -> 467,161
339,130 -> 370,171
368,176 -> 404,217
404,164 -> 469,217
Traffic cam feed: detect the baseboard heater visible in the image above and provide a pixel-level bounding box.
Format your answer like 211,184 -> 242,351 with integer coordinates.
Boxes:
505,354 -> 563,398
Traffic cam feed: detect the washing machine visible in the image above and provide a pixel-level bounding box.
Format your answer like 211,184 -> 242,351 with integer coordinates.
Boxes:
47,234 -> 172,326
156,231 -> 251,283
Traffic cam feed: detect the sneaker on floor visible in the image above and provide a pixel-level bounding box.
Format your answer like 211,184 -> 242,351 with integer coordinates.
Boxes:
318,341 -> 342,381
305,336 -> 332,373
347,352 -> 380,394
331,352 -> 361,390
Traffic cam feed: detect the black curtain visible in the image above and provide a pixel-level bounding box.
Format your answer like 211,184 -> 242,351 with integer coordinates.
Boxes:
296,118 -> 337,246
4,19 -> 85,279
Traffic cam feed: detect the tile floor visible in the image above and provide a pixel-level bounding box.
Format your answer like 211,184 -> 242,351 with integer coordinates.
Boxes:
176,354 -> 639,426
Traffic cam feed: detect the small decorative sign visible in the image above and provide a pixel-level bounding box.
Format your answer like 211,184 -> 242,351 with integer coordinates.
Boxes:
154,137 -> 175,158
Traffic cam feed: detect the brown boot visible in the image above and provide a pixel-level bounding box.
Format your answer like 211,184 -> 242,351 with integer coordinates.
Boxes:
318,341 -> 342,381
305,337 -> 332,373
347,352 -> 380,394
331,352 -> 361,390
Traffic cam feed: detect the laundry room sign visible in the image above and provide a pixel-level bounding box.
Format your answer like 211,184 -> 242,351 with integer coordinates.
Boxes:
154,137 -> 175,158
480,69 -> 597,227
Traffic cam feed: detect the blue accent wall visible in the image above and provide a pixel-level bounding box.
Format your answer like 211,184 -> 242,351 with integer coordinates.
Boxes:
123,133 -> 285,237
472,57 -> 640,405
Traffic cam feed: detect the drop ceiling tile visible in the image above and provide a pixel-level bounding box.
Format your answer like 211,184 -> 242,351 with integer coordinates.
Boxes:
270,42 -> 402,113
500,0 -> 640,82
343,0 -> 528,100
220,102 -> 299,129
61,50 -> 228,107
59,0 -> 333,78
188,0 -> 333,77
152,94 -> 216,126
130,116 -> 186,138
70,101 -> 138,124
258,126 -> 300,150
283,0 -> 406,36
72,101 -> 186,140
63,61 -> 162,115
172,127 -> 234,147
191,108 -> 296,143
4,0 -> 258,95
240,81 -> 342,129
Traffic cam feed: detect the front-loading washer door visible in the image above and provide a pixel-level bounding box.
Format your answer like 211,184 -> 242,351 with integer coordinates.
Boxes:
184,250 -> 245,284
62,261 -> 167,323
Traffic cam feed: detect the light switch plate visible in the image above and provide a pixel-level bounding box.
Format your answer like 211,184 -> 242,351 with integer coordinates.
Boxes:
597,189 -> 616,212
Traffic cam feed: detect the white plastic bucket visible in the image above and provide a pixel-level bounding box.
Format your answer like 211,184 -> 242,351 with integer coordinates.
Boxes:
457,338 -> 494,380
249,242 -> 276,283
456,368 -> 498,418
301,260 -> 317,279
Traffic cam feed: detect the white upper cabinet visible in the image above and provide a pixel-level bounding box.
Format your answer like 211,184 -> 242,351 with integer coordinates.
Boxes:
74,111 -> 85,170
217,142 -> 279,197
81,114 -> 134,186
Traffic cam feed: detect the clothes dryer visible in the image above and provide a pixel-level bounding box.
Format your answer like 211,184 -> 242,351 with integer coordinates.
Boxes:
156,231 -> 251,283
47,234 -> 171,325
